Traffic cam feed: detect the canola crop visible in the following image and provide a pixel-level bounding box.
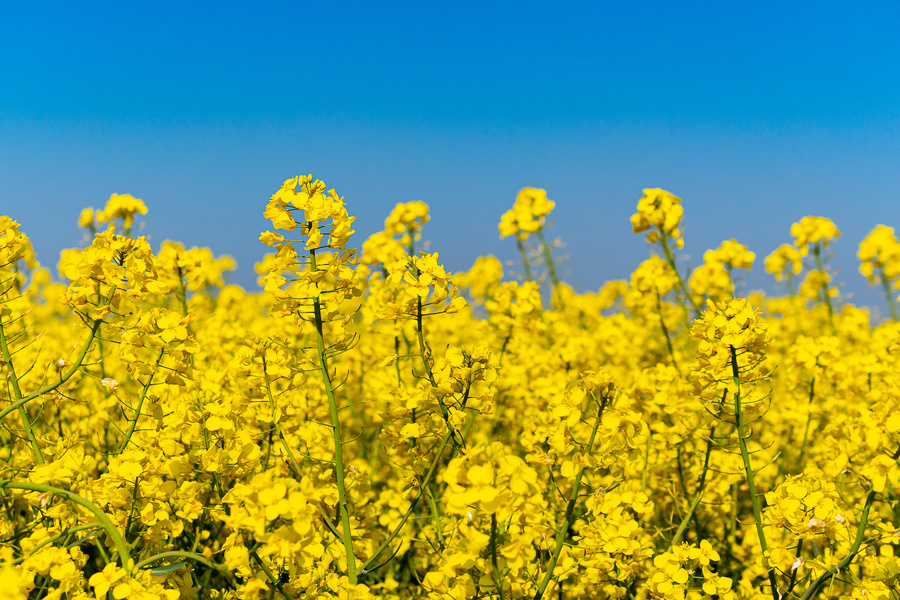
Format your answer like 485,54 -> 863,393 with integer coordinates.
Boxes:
1,179 -> 900,600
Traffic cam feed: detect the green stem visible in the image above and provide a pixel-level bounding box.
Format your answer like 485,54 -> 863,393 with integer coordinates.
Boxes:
0,319 -> 102,422
795,375 -> 816,471
535,227 -> 562,310
314,294 -> 357,583
490,513 -> 506,600
533,391 -> 608,600
15,523 -> 101,562
655,289 -> 678,371
262,355 -> 302,473
250,549 -> 295,600
117,347 -> 165,453
359,430 -> 453,576
812,244 -> 836,335
306,244 -> 356,582
416,296 -> 463,448
798,490 -> 877,600
880,271 -> 898,321
658,229 -> 701,320
0,317 -> 43,463
671,425 -> 715,546
640,431 -> 652,495
133,550 -> 226,572
730,345 -> 778,600
0,481 -> 131,571
516,238 -> 534,282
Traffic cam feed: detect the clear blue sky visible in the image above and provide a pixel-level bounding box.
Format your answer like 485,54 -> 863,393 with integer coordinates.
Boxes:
2,1 -> 898,310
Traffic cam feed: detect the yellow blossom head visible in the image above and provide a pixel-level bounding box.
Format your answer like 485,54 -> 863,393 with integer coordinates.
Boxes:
630,188 -> 684,249
498,187 -> 555,240
790,216 -> 840,255
78,208 -> 96,229
96,193 -> 148,231
858,225 -> 900,284
690,298 -> 768,403
765,243 -> 803,282
704,239 -> 755,270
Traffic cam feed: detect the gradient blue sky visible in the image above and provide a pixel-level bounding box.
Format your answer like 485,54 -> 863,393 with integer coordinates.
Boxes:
2,2 -> 899,311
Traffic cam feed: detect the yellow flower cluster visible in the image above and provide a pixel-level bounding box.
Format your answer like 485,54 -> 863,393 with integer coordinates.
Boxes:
689,239 -> 756,302
82,193 -> 150,232
630,188 -> 685,249
0,217 -> 33,269
498,187 -> 555,240
2,179 -> 900,600
791,215 -> 841,253
765,243 -> 804,282
859,226 -> 900,311
690,298 -> 768,403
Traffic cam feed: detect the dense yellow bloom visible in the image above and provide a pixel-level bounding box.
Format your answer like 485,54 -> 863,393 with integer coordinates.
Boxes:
691,298 -> 768,403
689,239 -> 755,302
764,475 -> 844,540
1,183 -> 898,599
263,174 -> 356,251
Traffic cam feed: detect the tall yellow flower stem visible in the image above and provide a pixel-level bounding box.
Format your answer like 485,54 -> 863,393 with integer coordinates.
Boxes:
798,490 -> 877,600
658,229 -> 701,320
0,317 -> 43,464
730,345 -> 779,599
670,424 -> 715,546
812,244 -> 837,335
359,429 -> 453,577
516,238 -> 534,282
417,295 -> 464,449
310,249 -> 358,584
533,390 -> 608,600
117,347 -> 165,454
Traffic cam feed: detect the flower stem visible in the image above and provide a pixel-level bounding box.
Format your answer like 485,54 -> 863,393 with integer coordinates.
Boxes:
0,481 -> 132,571
658,230 -> 701,320
310,247 -> 357,584
314,295 -> 357,584
0,317 -> 43,464
0,319 -> 103,422
359,430 -> 453,576
516,238 -> 534,282
117,347 -> 165,454
880,271 -> 898,321
671,425 -> 715,546
533,391 -> 608,600
798,490 -> 877,600
730,344 -> 779,599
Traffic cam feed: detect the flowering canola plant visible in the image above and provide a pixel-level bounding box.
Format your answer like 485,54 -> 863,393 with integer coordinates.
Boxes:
1,183 -> 900,600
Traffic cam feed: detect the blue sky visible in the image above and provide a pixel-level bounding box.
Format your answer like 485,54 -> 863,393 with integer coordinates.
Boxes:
2,1 -> 899,311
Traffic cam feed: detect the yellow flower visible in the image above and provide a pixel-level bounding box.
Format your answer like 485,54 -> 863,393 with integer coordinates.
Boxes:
630,188 -> 684,248
765,243 -> 803,281
790,215 -> 840,254
78,207 -> 96,228
858,224 -> 900,284
498,187 -> 555,239
96,193 -> 148,230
